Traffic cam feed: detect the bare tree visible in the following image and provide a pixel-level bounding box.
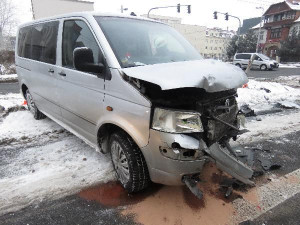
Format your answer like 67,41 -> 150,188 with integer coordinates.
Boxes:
0,0 -> 16,39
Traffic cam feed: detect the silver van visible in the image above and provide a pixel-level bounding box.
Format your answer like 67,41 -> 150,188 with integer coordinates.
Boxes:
233,53 -> 279,70
16,12 -> 252,196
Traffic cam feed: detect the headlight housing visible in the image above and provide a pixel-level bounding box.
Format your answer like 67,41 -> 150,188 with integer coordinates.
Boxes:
152,108 -> 204,133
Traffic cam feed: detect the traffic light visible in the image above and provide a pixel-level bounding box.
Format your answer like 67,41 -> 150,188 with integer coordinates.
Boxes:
225,13 -> 229,20
177,4 -> 180,13
187,5 -> 191,14
213,11 -> 217,19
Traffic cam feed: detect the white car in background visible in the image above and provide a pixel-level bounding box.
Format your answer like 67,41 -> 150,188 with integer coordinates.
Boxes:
233,53 -> 279,71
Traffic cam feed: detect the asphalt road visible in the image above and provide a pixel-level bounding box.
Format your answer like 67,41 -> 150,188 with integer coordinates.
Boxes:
247,67 -> 300,79
0,82 -> 19,94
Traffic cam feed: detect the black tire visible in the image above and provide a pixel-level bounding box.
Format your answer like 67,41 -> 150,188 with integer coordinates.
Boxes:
235,63 -> 241,68
25,89 -> 46,120
109,131 -> 150,193
260,64 -> 267,71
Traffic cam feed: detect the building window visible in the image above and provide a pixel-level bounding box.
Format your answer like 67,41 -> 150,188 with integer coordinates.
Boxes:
270,28 -> 281,39
205,46 -> 208,49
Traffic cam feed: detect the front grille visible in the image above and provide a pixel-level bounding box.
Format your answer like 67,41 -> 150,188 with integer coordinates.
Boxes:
197,95 -> 238,144
207,104 -> 238,142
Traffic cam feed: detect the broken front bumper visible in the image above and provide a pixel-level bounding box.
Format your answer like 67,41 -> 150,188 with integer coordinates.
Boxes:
141,129 -> 254,186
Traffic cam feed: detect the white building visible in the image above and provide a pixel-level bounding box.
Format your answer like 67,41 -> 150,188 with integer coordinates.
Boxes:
32,0 -> 94,20
144,15 -> 234,60
203,28 -> 235,60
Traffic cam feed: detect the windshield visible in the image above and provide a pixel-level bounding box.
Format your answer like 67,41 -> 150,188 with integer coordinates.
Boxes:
258,53 -> 271,60
95,17 -> 203,68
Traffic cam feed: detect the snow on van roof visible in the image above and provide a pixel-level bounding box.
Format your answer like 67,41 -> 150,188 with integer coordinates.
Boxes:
18,12 -> 161,28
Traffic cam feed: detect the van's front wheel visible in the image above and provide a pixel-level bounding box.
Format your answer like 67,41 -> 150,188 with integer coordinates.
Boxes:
25,89 -> 46,120
109,131 -> 150,193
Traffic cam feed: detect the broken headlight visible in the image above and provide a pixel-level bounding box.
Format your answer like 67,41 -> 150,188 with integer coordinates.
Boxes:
152,108 -> 204,133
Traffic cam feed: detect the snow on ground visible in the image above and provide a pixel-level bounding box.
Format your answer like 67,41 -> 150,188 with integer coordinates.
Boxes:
279,63 -> 300,68
0,74 -> 18,82
0,111 -> 115,216
236,110 -> 300,145
237,79 -> 300,112
0,93 -> 23,110
0,111 -> 61,141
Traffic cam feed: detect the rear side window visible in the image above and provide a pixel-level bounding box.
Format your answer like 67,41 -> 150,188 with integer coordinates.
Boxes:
18,26 -> 32,58
17,21 -> 59,65
235,54 -> 242,59
62,20 -> 103,69
236,54 -> 251,60
31,21 -> 59,64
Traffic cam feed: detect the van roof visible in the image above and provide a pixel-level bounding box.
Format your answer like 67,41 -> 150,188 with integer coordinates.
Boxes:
18,11 -> 162,28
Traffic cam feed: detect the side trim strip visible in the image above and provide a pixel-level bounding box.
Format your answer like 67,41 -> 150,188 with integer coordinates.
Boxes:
16,65 -> 31,71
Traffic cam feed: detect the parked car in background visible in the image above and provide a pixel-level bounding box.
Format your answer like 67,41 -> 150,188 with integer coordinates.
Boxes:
233,53 -> 279,70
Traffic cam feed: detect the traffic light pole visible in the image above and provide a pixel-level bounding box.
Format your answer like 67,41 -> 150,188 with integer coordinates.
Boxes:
147,4 -> 191,18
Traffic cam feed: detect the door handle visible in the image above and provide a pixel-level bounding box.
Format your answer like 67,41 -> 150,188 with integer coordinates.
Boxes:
58,72 -> 66,77
48,68 -> 54,73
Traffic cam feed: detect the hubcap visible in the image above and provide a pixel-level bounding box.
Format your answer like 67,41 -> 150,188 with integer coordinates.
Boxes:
111,141 -> 130,184
26,92 -> 35,115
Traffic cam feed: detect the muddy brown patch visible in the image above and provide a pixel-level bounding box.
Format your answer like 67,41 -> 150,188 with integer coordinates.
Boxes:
79,181 -> 162,207
181,186 -> 205,210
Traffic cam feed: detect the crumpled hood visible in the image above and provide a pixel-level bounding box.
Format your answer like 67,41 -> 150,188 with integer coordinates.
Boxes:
122,59 -> 248,92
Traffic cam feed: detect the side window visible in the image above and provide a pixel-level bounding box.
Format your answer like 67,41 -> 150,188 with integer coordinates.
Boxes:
31,21 -> 59,64
17,26 -> 32,59
235,54 -> 242,59
244,54 -> 251,60
62,20 -> 103,70
254,55 -> 259,60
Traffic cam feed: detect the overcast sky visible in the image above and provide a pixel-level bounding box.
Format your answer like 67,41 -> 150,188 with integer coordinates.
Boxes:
12,0 -> 283,32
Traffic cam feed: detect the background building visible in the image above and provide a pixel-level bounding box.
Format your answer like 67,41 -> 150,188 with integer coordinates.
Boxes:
203,28 -> 235,60
31,0 -> 94,19
262,0 -> 300,58
145,15 -> 234,60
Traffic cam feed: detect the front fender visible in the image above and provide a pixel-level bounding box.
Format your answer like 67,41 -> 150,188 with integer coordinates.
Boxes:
96,95 -> 151,149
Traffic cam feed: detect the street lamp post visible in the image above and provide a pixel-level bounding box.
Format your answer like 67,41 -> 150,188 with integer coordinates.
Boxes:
255,6 -> 264,53
121,5 -> 128,13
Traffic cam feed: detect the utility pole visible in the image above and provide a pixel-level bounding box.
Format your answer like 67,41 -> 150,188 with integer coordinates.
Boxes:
120,5 -> 128,13
147,4 -> 191,18
246,6 -> 265,75
255,6 -> 264,53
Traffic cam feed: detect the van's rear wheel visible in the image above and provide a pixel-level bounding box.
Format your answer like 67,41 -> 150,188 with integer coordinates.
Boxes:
109,131 -> 150,193
25,89 -> 46,120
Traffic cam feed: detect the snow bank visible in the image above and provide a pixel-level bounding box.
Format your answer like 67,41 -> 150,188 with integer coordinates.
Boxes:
0,111 -> 61,141
0,74 -> 18,82
0,93 -> 23,110
0,137 -> 115,215
236,111 -> 300,144
279,63 -> 300,68
0,111 -> 115,215
237,79 -> 300,111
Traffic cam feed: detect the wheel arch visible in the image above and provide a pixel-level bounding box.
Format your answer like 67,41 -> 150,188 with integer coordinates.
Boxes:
21,83 -> 28,98
96,122 -> 148,155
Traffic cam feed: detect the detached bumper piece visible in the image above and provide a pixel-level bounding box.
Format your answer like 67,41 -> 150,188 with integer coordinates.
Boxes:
182,175 -> 203,199
205,143 -> 254,186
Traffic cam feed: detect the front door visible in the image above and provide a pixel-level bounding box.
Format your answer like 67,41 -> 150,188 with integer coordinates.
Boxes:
56,19 -> 107,145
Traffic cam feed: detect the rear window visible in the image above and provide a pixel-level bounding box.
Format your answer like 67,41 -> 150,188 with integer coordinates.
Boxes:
17,21 -> 59,65
235,54 -> 251,60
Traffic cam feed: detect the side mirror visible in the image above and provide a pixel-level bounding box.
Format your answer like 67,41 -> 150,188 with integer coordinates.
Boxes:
73,47 -> 105,74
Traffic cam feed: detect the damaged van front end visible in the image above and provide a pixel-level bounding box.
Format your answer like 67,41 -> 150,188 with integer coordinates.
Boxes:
122,59 -> 254,196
